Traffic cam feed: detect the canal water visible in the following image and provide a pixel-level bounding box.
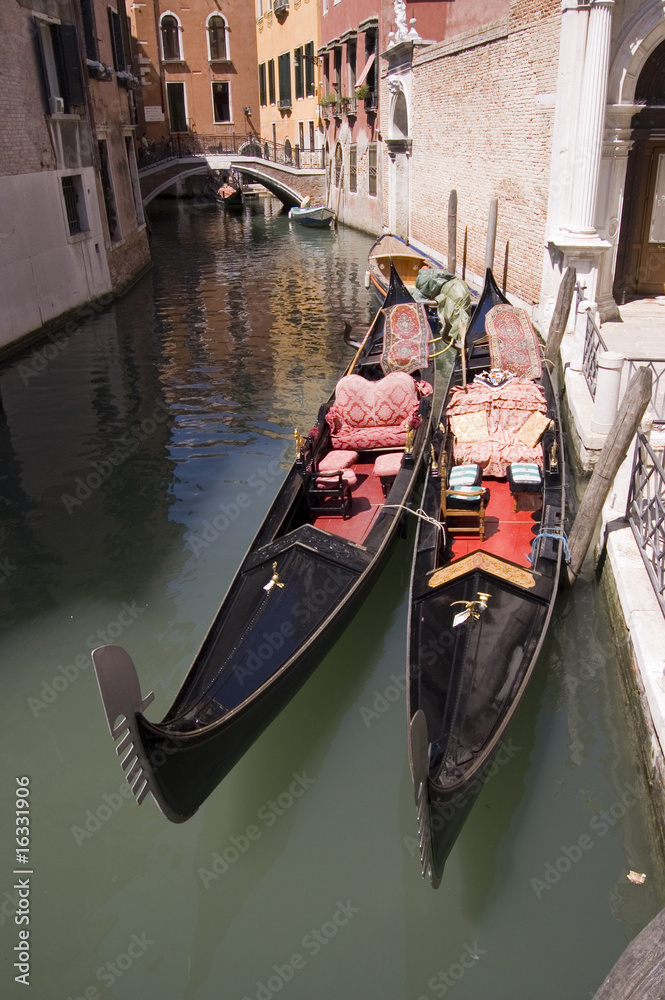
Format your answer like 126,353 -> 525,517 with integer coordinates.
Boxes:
0,196 -> 663,1000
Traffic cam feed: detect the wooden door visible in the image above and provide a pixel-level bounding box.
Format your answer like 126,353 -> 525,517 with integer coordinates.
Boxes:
635,143 -> 665,295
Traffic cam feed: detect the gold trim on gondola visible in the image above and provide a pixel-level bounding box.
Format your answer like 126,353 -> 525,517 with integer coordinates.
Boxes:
428,551 -> 536,589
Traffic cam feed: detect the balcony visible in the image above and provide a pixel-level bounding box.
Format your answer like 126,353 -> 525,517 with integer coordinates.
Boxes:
274,0 -> 289,12
279,97 -> 292,110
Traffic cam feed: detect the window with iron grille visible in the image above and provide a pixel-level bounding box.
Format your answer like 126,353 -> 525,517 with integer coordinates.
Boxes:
368,142 -> 377,196
349,145 -> 357,192
299,121 -> 304,150
309,120 -> 315,150
61,175 -> 88,235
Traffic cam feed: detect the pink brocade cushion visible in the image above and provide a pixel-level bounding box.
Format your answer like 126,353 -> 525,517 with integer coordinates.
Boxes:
326,373 -> 420,450
318,450 -> 358,471
372,452 -> 403,478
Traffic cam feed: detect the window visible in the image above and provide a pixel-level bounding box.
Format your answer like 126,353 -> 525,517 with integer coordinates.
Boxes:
347,39 -> 356,94
80,0 -> 98,61
160,14 -> 181,60
298,121 -> 304,149
363,29 -> 377,106
61,175 -> 89,235
305,41 -> 315,98
108,7 -> 126,72
349,145 -> 357,192
368,142 -> 377,196
97,139 -> 121,242
268,59 -> 275,105
167,80 -> 187,131
259,63 -> 267,107
278,52 -> 291,109
285,138 -> 292,165
322,53 -> 329,96
334,46 -> 342,94
309,120 -> 315,150
334,144 -> 342,187
212,82 -> 231,123
294,46 -> 304,101
208,15 -> 227,61
35,17 -> 85,114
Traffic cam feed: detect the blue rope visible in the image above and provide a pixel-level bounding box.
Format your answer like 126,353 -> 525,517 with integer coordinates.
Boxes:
527,528 -> 571,565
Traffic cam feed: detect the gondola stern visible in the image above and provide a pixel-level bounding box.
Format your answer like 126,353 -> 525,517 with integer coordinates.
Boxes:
91,644 -> 190,824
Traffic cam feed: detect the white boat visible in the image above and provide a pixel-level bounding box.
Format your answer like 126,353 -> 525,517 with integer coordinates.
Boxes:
288,203 -> 335,228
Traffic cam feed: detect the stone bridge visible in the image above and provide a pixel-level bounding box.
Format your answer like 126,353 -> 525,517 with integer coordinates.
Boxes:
139,154 -> 327,208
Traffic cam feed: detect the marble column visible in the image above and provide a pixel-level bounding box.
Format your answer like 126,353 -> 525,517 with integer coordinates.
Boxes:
564,0 -> 615,238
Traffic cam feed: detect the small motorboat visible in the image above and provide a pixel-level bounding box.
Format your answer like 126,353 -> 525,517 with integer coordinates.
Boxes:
288,199 -> 335,228
407,269 -> 566,887
93,266 -> 438,823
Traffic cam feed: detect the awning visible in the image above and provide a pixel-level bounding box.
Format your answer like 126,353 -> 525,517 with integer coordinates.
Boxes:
355,51 -> 375,87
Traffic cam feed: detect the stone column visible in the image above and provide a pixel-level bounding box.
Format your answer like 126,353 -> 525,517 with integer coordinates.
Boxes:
564,0 -> 615,237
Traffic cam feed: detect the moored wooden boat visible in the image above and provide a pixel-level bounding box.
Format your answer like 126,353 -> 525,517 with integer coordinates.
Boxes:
93,267 -> 438,822
288,205 -> 335,228
367,234 -> 443,300
407,269 -> 565,887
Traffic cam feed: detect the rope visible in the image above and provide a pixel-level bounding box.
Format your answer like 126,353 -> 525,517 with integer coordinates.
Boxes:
527,528 -> 571,565
384,504 -> 445,537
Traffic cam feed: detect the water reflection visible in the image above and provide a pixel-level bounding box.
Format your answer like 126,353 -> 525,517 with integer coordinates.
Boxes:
0,196 -> 663,1000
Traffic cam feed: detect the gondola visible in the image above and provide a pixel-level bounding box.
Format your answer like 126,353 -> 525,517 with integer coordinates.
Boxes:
407,269 -> 565,887
93,267 -> 438,822
366,234 -> 443,301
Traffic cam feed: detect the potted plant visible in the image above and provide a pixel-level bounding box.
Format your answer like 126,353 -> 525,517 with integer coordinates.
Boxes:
354,84 -> 370,100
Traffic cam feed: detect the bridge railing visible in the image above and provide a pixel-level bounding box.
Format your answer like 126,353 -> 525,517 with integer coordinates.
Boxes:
137,132 -> 325,173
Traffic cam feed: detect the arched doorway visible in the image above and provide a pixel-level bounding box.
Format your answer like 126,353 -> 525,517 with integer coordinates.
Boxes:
615,39 -> 665,298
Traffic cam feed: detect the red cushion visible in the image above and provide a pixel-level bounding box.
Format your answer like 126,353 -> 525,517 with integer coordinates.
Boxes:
326,373 -> 420,450
316,469 -> 357,488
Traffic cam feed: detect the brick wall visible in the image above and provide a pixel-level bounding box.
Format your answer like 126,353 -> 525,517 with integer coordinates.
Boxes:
407,1 -> 561,308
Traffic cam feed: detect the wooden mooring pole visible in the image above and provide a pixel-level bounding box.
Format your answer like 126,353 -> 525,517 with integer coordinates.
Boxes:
565,366 -> 652,587
485,198 -> 498,274
544,266 -> 576,368
448,190 -> 457,275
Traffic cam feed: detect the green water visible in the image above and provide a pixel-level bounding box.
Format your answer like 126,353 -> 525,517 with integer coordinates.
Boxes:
0,197 -> 662,1000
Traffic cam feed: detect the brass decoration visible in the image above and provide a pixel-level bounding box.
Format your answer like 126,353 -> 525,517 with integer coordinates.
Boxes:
405,424 -> 414,454
451,591 -> 491,626
428,551 -> 536,589
294,428 -> 305,458
263,562 -> 285,592
549,439 -> 559,474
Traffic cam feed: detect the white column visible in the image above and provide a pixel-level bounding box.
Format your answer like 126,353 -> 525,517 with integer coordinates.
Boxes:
591,351 -> 625,433
565,0 -> 615,236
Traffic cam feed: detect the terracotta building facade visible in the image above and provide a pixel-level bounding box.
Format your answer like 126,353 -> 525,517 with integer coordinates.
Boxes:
131,1 -> 259,141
